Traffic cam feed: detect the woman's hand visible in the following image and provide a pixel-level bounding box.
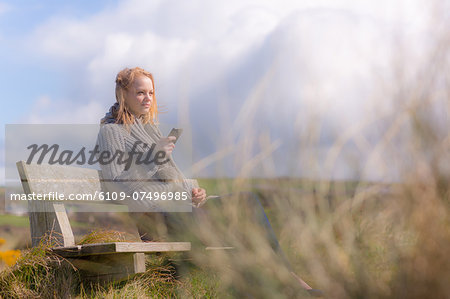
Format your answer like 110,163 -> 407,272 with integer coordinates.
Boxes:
155,136 -> 176,158
192,188 -> 207,207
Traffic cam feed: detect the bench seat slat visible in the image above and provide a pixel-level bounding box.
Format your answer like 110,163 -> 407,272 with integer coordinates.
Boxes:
51,241 -> 191,257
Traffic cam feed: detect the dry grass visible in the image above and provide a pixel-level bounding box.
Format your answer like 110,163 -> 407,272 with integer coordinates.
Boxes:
77,229 -> 131,245
0,234 -> 80,298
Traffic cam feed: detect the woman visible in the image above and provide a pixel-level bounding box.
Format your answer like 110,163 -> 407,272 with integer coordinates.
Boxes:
97,67 -> 206,211
97,67 -> 322,297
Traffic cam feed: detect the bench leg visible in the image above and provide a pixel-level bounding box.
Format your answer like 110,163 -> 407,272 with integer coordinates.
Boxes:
69,252 -> 146,283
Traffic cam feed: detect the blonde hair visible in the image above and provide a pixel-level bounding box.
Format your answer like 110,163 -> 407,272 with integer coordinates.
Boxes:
114,67 -> 158,125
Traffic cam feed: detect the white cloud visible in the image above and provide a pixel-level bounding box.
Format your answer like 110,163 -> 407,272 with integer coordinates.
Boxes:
26,95 -> 104,124
26,0 -> 433,103
21,0 -> 443,179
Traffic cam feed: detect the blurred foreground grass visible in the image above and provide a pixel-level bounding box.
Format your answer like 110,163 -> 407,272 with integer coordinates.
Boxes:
0,175 -> 447,298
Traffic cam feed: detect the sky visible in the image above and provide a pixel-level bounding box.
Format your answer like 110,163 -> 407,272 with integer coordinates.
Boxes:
1,0 -> 448,183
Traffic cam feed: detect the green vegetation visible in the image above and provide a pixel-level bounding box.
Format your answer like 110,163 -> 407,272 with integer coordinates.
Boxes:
0,214 -> 92,230
0,214 -> 29,228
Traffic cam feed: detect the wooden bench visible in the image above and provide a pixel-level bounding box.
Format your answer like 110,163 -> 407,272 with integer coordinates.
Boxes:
16,161 -> 192,282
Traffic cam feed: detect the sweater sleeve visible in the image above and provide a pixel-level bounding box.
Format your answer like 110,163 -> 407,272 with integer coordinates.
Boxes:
96,124 -> 192,211
151,125 -> 197,194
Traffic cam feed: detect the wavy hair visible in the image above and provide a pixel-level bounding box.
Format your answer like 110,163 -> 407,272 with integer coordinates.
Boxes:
114,67 -> 158,125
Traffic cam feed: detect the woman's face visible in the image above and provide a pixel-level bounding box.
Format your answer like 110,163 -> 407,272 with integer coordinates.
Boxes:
125,75 -> 154,117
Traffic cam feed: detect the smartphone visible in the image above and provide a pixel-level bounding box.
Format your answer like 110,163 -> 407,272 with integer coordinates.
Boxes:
168,128 -> 183,144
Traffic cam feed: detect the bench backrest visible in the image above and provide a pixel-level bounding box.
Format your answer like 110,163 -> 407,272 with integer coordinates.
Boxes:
17,161 -> 104,247
16,161 -> 198,248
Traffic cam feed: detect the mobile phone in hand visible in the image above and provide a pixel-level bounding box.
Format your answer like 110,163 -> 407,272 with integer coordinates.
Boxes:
168,128 -> 183,144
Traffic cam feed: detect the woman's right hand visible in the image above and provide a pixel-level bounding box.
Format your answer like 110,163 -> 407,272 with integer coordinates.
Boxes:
192,188 -> 207,207
155,136 -> 176,158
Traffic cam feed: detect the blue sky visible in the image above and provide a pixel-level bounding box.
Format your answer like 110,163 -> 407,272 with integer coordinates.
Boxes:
1,0 -> 447,183
0,0 -> 117,123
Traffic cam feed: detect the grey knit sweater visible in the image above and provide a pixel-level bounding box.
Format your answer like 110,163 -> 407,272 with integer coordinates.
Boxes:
96,104 -> 193,211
